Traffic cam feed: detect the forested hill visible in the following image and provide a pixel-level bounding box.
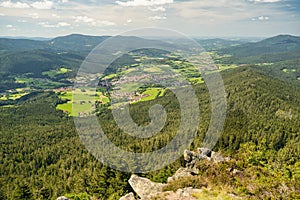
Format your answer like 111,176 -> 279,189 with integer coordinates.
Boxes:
0,34 -> 109,53
0,66 -> 299,199
218,35 -> 300,64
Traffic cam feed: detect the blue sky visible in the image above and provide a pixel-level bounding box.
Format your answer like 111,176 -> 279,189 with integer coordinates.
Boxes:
0,0 -> 299,37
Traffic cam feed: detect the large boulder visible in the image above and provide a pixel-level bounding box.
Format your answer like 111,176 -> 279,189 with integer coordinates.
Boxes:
168,167 -> 199,182
128,174 -> 165,200
57,197 -> 69,200
211,151 -> 225,163
119,192 -> 136,200
197,148 -> 212,157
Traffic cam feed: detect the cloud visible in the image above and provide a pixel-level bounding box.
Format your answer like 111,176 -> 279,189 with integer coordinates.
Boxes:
0,0 -> 68,10
0,13 -> 5,16
148,15 -> 167,20
17,19 -> 27,22
6,24 -> 14,28
116,0 -> 173,7
247,0 -> 282,3
38,21 -> 71,28
252,15 -> 270,20
149,6 -> 166,11
31,1 -> 54,10
73,16 -> 116,26
29,13 -> 39,19
0,1 -> 30,9
52,14 -> 60,18
73,16 -> 95,24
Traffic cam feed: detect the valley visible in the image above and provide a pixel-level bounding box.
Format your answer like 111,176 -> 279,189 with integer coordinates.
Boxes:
0,34 -> 299,200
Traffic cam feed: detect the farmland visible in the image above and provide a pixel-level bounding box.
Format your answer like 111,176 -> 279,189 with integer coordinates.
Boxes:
56,89 -> 109,116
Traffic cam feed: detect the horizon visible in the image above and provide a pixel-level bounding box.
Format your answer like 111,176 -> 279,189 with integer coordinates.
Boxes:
0,0 -> 299,38
0,32 -> 299,41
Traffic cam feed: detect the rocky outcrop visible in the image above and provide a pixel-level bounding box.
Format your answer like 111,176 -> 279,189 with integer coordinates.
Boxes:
119,192 -> 136,200
120,174 -> 203,200
184,148 -> 230,166
57,197 -> 69,200
120,148 -> 231,200
128,174 -> 165,200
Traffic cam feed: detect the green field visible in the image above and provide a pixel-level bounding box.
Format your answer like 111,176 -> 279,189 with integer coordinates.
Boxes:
282,68 -> 296,73
56,89 -> 109,116
135,88 -> 165,103
0,92 -> 29,101
42,67 -> 71,78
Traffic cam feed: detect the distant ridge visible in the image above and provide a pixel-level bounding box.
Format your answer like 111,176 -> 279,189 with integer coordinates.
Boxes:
219,34 -> 300,57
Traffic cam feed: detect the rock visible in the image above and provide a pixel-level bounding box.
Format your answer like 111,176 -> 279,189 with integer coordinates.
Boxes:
183,150 -> 194,162
171,167 -> 199,181
119,192 -> 136,200
128,174 -> 165,200
167,176 -> 174,183
233,169 -> 241,174
225,156 -> 231,162
57,197 -> 69,200
211,151 -> 225,163
197,148 -> 212,157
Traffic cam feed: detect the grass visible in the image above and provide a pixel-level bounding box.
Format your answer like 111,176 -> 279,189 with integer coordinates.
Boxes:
217,64 -> 238,71
42,67 -> 71,78
192,188 -> 234,200
102,73 -> 118,80
282,68 -> 297,73
0,92 -> 29,101
137,88 -> 165,102
56,89 -> 109,116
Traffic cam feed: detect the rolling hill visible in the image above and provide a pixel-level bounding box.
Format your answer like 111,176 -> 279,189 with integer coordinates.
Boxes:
218,35 -> 300,64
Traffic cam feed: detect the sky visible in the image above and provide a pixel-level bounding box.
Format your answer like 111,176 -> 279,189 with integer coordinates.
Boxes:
0,0 -> 299,37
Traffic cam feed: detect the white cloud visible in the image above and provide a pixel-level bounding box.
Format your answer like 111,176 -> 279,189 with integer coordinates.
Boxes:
98,20 -> 116,26
17,19 -> 27,22
6,24 -> 13,28
0,0 -> 68,10
29,13 -> 39,19
252,15 -> 270,20
248,0 -> 282,3
149,6 -> 166,12
0,1 -> 30,9
73,16 -> 95,24
52,14 -> 61,18
148,15 -> 166,20
31,1 -> 54,10
0,13 -> 5,16
57,22 -> 71,27
38,21 -> 71,28
116,0 -> 173,7
73,16 -> 115,26
127,19 -> 132,23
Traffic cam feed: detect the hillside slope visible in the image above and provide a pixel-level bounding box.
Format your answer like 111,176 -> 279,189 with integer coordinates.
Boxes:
0,66 -> 299,199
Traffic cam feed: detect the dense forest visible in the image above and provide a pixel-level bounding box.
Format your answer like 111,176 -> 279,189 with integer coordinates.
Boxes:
0,65 -> 299,199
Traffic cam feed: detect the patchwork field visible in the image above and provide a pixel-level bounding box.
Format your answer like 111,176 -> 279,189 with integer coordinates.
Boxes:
56,89 -> 109,116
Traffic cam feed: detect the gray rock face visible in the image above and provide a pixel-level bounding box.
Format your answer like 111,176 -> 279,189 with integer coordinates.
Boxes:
56,197 -> 69,200
211,151 -> 225,163
197,148 -> 212,157
168,167 -> 199,183
121,149 -> 231,200
128,174 -> 165,200
119,192 -> 136,200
